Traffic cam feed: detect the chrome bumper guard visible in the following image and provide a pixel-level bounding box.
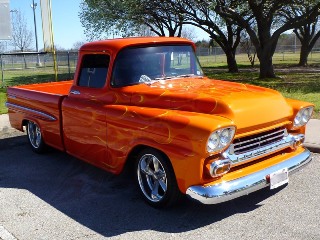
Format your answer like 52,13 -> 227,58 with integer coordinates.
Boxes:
186,148 -> 312,204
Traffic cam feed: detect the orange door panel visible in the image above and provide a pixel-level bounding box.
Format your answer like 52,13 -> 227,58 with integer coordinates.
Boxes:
62,95 -> 107,168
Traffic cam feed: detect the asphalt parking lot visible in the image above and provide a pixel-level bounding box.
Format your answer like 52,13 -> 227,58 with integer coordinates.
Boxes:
0,130 -> 320,240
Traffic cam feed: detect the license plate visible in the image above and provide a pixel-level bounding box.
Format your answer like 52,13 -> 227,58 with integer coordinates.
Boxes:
269,168 -> 289,190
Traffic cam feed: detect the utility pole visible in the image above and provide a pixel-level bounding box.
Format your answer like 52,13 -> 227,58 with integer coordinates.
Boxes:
10,9 -> 18,52
31,0 -> 41,66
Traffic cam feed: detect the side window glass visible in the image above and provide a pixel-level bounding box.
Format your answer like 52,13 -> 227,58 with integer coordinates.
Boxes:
78,54 -> 110,88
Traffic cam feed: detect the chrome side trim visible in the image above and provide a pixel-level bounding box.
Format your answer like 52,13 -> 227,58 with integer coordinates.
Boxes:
223,134 -> 305,166
7,94 -> 17,99
70,90 -> 80,95
5,102 -> 57,121
186,148 -> 312,204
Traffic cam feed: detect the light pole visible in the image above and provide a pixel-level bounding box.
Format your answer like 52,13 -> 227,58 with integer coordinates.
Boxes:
31,0 -> 41,66
10,9 -> 18,51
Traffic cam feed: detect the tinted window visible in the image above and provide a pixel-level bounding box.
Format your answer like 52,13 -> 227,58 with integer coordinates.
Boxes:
78,54 -> 110,88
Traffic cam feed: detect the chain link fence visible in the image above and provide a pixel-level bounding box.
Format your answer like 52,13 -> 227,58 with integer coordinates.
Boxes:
1,45 -> 320,87
0,51 -> 78,87
197,45 -> 320,67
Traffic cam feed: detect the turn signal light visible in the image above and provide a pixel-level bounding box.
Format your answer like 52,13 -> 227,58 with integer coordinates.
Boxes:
210,160 -> 232,177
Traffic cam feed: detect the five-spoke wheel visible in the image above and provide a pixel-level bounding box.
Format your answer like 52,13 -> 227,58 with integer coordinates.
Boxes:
135,148 -> 181,208
26,121 -> 46,153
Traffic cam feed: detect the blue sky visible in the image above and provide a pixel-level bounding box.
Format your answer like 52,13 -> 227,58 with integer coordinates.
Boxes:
8,0 -> 209,51
10,0 -> 85,50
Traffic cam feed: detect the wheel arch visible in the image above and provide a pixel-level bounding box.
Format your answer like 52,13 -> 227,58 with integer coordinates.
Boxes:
22,118 -> 43,136
131,145 -> 183,207
22,119 -> 29,130
122,144 -> 175,177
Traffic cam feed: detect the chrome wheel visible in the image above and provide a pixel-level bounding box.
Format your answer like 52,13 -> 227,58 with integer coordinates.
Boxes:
27,121 -> 46,153
137,153 -> 168,202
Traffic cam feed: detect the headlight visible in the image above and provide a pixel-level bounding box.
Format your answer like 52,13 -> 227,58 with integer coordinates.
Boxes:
293,106 -> 313,128
207,127 -> 235,153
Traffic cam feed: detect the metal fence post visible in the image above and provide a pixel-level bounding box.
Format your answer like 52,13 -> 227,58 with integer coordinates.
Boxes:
67,51 -> 71,79
214,47 -> 217,62
1,54 -> 4,87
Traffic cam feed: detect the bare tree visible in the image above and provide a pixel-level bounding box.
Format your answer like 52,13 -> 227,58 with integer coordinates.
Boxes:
54,44 -> 67,51
11,11 -> 33,52
71,41 -> 87,51
0,42 -> 6,53
181,26 -> 198,42
240,32 -> 256,67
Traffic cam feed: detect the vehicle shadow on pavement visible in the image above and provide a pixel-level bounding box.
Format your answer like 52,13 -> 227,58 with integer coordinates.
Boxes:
0,135 -> 283,237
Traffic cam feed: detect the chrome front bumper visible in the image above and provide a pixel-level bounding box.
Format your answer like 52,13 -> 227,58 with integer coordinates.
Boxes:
186,148 -> 312,204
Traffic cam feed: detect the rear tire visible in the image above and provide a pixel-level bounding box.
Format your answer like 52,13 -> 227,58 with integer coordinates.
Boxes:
135,148 -> 182,208
26,121 -> 47,153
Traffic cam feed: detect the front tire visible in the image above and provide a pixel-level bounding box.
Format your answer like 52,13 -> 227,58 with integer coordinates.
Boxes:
135,148 -> 182,208
26,121 -> 47,153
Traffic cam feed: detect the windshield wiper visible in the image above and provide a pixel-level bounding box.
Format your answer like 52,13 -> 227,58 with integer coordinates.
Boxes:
176,74 -> 195,78
154,76 -> 174,80
140,74 -> 202,86
139,75 -> 170,85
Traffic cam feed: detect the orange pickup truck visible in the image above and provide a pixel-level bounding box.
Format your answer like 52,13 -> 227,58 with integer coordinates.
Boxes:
6,37 -> 314,208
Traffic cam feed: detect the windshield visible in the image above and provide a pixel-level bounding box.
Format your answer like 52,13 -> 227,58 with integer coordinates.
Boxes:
111,45 -> 203,87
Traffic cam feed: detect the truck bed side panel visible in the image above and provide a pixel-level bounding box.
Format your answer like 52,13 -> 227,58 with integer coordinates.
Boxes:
12,80 -> 73,95
6,86 -> 68,151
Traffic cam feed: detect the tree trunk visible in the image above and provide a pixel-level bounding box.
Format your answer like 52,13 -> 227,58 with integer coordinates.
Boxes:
225,50 -> 238,73
258,55 -> 276,78
298,43 -> 311,66
257,46 -> 276,78
168,29 -> 175,37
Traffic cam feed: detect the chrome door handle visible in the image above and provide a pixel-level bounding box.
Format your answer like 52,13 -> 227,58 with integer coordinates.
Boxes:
70,90 -> 80,95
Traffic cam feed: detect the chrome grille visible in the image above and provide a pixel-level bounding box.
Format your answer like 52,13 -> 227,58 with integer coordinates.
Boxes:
230,127 -> 287,155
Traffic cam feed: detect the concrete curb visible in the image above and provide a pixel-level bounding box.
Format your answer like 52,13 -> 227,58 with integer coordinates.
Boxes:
304,119 -> 320,153
0,114 -> 13,132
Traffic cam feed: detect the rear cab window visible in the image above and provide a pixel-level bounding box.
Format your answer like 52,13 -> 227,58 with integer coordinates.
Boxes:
78,54 -> 110,88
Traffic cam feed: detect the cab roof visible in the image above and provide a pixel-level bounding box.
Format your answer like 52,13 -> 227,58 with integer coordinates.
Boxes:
79,37 -> 195,53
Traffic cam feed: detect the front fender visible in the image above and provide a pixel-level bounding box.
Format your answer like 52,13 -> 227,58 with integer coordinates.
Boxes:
105,105 -> 235,192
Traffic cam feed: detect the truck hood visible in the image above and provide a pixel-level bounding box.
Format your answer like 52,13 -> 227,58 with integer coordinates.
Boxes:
130,77 -> 292,130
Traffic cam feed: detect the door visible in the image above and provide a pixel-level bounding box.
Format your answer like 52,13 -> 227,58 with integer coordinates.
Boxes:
62,54 -> 110,168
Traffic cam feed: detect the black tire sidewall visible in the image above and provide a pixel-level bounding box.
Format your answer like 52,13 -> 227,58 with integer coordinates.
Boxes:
26,121 -> 46,153
135,148 -> 181,208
